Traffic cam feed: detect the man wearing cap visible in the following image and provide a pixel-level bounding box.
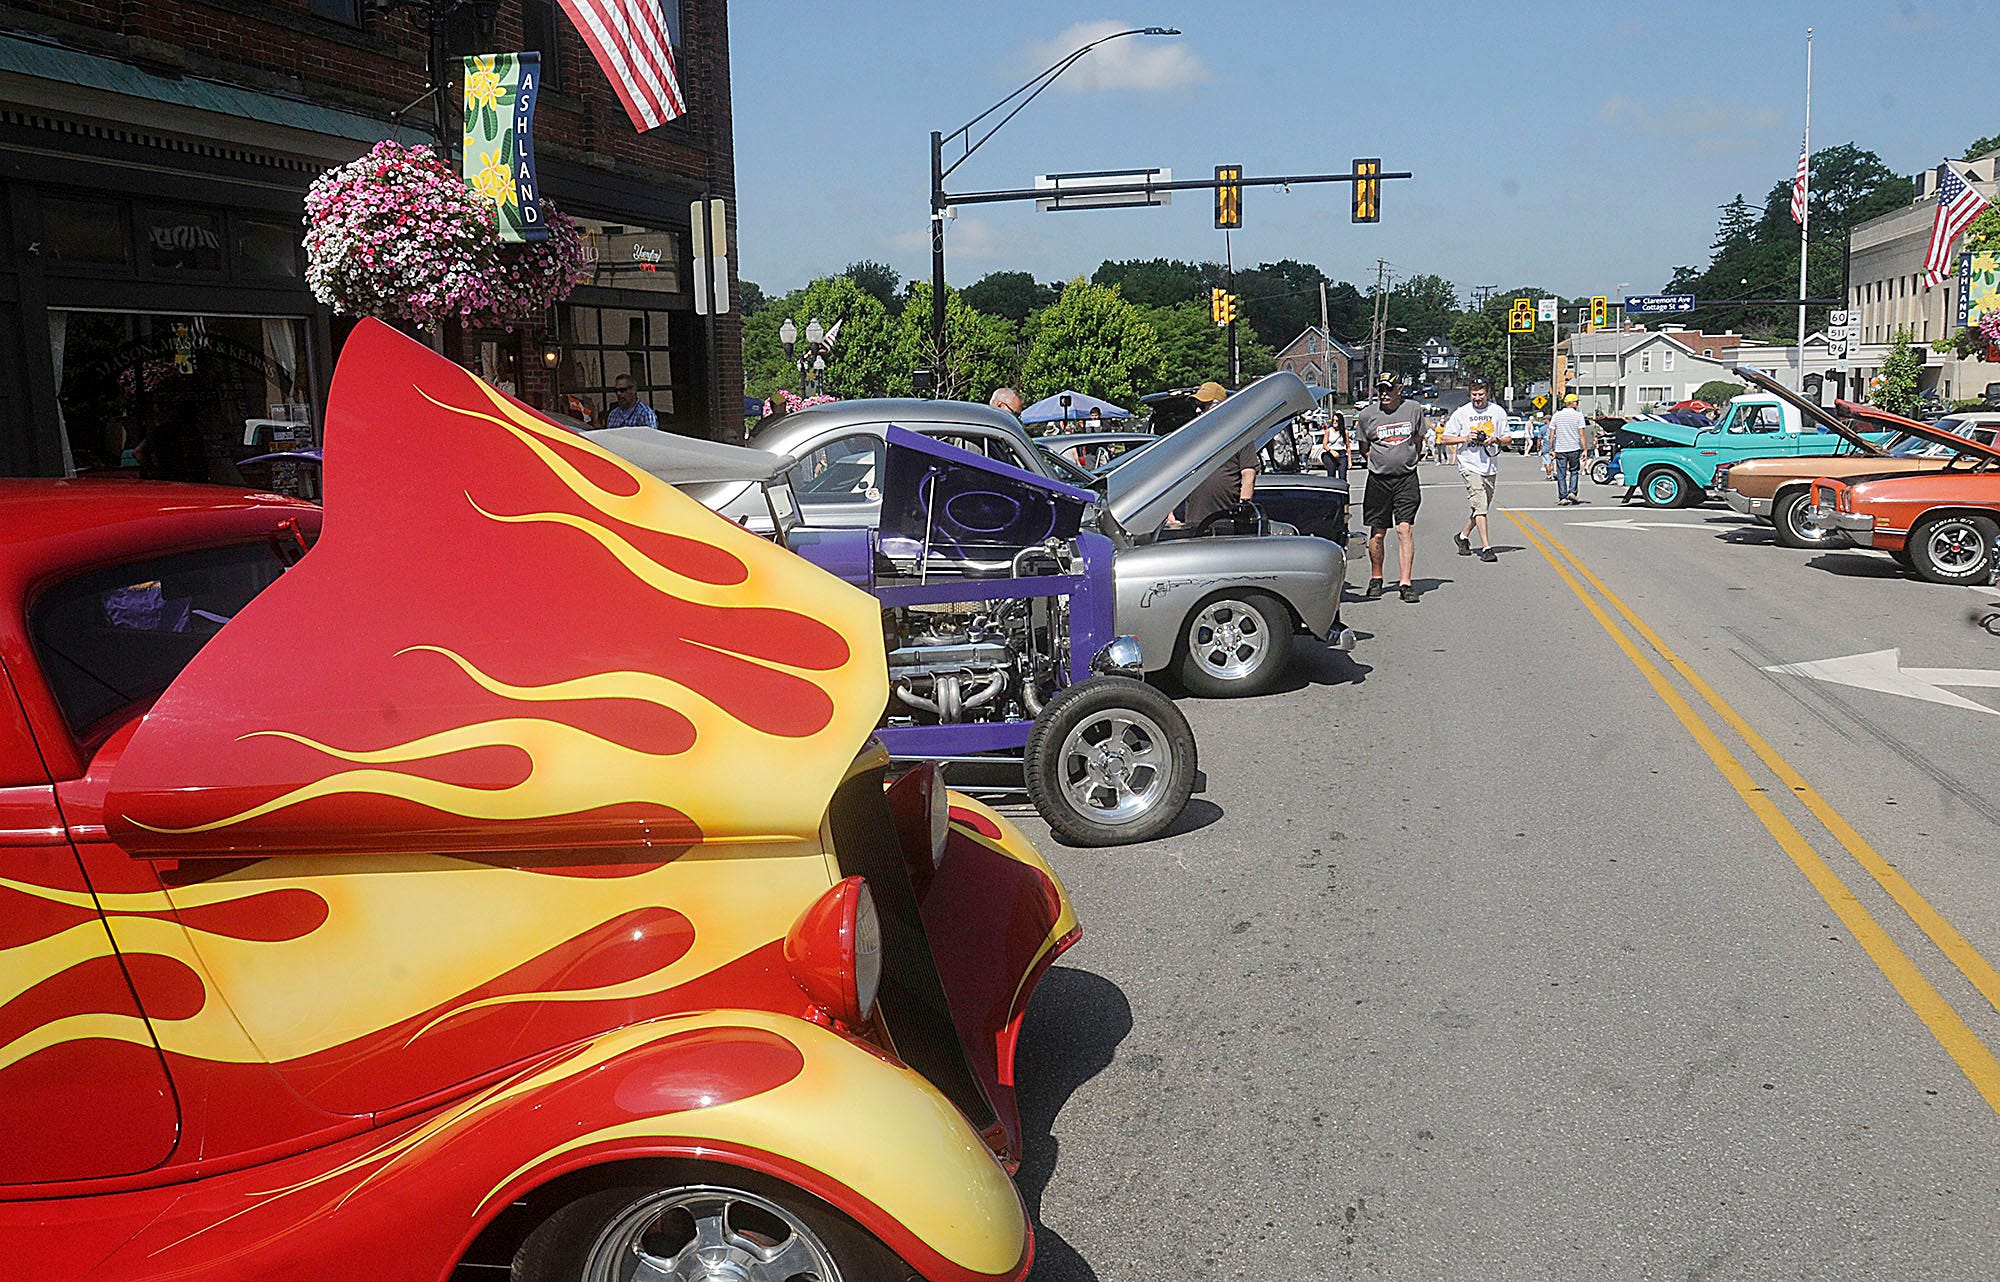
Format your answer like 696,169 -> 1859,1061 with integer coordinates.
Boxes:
1441,377 -> 1513,562
1546,393 -> 1592,505
1355,374 -> 1430,602
1179,381 -> 1259,530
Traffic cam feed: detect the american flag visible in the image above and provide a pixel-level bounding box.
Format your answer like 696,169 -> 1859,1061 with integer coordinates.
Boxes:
555,0 -> 685,131
1789,138 -> 1808,225
1923,161 -> 1991,289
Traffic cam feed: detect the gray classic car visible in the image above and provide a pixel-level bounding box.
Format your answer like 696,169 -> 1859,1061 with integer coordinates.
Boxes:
696,371 -> 1353,698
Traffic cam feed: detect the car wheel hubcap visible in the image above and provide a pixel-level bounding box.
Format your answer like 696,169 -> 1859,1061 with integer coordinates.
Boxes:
1059,709 -> 1171,825
1189,601 -> 1268,680
1930,522 -> 1985,573
586,1188 -> 838,1282
1649,477 -> 1676,502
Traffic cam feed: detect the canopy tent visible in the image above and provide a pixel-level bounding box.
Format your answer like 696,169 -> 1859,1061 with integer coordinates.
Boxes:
1020,390 -> 1131,425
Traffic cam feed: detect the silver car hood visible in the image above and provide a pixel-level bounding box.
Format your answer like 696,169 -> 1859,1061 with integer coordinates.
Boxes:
1105,371 -> 1316,532
585,426 -> 793,486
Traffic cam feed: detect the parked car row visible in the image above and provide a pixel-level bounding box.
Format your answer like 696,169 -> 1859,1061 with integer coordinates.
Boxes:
1704,366 -> 2000,584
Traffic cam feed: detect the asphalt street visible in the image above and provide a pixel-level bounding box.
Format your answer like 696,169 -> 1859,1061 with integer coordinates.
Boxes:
1004,452 -> 2000,1281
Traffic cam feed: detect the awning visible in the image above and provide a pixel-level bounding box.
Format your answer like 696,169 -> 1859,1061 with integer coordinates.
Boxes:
0,32 -> 429,159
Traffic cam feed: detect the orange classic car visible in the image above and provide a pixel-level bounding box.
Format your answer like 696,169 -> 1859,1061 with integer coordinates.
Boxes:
0,319 -> 1077,1282
1717,396 -> 2000,548
1808,446 -> 2000,584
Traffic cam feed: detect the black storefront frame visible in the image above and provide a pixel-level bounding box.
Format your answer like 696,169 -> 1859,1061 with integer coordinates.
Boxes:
1,124 -> 332,478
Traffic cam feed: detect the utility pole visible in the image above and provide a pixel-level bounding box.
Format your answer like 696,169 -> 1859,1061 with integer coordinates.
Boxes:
1225,229 -> 1239,387
1318,279 -> 1331,396
1368,258 -> 1390,389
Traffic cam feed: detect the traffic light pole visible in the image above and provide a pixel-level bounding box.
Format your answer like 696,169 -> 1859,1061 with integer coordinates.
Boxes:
1225,229 -> 1239,387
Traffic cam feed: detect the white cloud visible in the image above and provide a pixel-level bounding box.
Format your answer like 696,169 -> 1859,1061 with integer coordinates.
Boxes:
1019,21 -> 1209,93
886,216 -> 1020,265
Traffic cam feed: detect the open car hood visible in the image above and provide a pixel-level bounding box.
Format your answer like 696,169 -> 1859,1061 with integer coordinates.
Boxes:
1833,399 -> 2000,465
1106,371 -> 1317,532
104,319 -> 888,858
879,425 -> 1088,563
1730,364 -> 1885,454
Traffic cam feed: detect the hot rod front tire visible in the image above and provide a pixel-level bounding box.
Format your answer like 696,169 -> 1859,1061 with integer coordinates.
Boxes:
511,1163 -> 916,1282
1025,677 -> 1197,847
1909,513 -> 1999,586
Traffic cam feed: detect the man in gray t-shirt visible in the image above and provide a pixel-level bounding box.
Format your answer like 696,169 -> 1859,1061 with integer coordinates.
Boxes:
1354,377 -> 1430,602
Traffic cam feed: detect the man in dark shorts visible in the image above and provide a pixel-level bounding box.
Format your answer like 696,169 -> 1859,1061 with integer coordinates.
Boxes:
1356,375 -> 1429,602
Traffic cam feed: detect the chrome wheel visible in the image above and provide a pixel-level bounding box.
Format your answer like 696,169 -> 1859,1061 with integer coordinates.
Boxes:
1187,598 -> 1269,681
1926,519 -> 1987,576
584,1186 -> 840,1282
1057,708 -> 1172,826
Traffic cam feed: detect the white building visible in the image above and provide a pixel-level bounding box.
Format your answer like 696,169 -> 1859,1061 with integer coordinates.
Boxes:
1842,152 -> 2000,403
1562,329 -> 1742,414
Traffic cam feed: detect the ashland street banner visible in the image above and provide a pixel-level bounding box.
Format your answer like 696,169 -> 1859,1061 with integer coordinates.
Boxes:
462,53 -> 547,243
1958,251 -> 2000,329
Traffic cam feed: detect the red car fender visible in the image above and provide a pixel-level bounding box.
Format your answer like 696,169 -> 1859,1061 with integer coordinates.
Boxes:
39,1011 -> 1029,1282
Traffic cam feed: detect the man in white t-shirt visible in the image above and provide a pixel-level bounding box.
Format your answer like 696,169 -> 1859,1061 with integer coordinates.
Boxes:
1441,377 -> 1512,562
1545,393 -> 1592,505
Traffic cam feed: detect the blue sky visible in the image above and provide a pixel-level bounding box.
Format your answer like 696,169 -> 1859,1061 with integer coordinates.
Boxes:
728,1 -> 1958,305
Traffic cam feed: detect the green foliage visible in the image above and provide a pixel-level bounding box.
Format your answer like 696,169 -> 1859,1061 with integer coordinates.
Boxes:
1871,327 -> 1924,417
737,278 -> 769,316
1091,257 -> 1215,308
1385,273 -> 1459,342
1962,205 -> 2000,253
842,260 -> 903,313
1232,259 -> 1330,351
744,275 -> 898,401
1965,133 -> 2000,162
963,271 -> 1057,322
1135,301 -> 1227,388
1022,279 -> 1165,406
889,283 -> 1019,402
1691,380 -> 1746,407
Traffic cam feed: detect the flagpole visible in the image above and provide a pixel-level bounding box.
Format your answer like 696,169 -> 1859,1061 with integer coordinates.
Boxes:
1797,27 -> 1812,392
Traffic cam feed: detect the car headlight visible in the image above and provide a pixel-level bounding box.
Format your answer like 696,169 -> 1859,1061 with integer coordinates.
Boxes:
1090,635 -> 1144,675
784,876 -> 881,1028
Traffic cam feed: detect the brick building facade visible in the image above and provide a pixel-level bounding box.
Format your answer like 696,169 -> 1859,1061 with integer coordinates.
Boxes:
0,0 -> 739,485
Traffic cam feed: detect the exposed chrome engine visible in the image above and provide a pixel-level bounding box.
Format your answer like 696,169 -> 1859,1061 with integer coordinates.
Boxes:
883,597 -> 1070,727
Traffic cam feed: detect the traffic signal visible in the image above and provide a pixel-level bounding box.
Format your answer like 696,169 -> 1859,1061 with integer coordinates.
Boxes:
1590,295 -> 1608,330
1214,165 -> 1242,229
1211,287 -> 1227,326
1352,158 -> 1381,223
1222,293 -> 1238,325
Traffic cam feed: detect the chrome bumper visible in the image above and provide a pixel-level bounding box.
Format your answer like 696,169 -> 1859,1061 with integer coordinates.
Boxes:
1813,506 -> 1875,547
1721,490 -> 1770,517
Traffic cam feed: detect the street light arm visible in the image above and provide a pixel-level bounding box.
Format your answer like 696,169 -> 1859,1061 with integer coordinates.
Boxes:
938,26 -> 1177,182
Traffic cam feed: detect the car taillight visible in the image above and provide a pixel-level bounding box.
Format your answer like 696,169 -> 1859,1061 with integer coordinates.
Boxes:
784,876 -> 881,1029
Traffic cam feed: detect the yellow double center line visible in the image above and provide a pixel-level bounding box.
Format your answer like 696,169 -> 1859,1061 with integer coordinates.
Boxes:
1508,510 -> 2000,1114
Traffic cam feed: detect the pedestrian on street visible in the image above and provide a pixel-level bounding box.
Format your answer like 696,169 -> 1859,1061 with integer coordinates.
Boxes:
605,375 -> 658,429
1323,410 -> 1349,480
1356,374 -> 1429,603
1546,393 -> 1592,505
1442,376 -> 1512,562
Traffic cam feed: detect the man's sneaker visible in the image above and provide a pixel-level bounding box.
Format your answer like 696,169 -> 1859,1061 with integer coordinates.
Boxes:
1479,547 -> 1498,563
1454,532 -> 1472,557
1399,584 -> 1419,603
1364,578 -> 1384,600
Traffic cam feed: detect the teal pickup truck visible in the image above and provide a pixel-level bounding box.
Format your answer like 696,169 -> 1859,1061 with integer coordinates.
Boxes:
1613,377 -> 1893,508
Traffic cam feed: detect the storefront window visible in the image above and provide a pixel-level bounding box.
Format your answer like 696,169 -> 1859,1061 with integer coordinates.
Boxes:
578,220 -> 680,294
235,218 -> 303,279
51,312 -> 314,496
43,197 -> 129,266
143,208 -> 225,274
561,304 -> 674,424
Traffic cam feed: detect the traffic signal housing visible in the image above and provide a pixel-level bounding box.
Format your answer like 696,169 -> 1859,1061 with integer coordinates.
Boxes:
1590,295 -> 1609,330
1214,165 -> 1242,229
1352,158 -> 1381,223
1211,287 -> 1227,326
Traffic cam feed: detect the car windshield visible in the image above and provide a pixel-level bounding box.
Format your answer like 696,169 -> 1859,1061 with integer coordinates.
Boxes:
1033,442 -> 1104,487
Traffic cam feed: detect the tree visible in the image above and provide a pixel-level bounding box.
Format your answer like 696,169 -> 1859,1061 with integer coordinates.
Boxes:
1091,258 -> 1214,308
963,270 -> 1056,322
1871,327 -> 1924,417
744,275 -> 898,401
843,260 -> 903,313
1231,259 -> 1329,351
1021,279 -> 1164,406
1385,272 -> 1459,342
1691,380 -> 1746,407
889,283 -> 1019,402
737,278 -> 769,316
1966,134 -> 2000,162
1136,301 -> 1228,388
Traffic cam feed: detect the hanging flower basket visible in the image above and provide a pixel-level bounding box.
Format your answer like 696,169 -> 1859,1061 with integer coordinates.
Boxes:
304,141 -> 586,329
1980,313 -> 2000,364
